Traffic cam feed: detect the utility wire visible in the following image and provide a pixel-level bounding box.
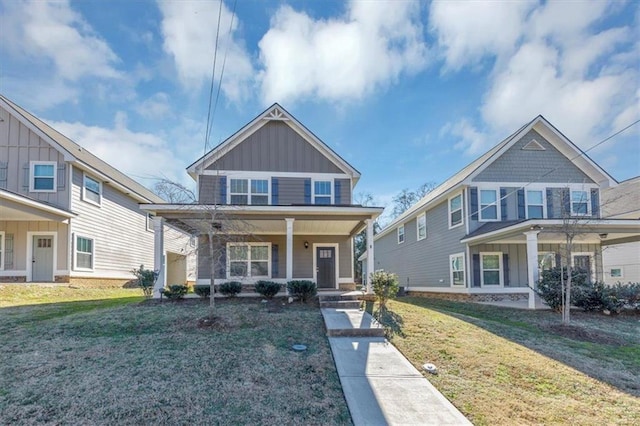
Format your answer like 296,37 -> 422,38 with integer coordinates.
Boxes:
203,0 -> 224,155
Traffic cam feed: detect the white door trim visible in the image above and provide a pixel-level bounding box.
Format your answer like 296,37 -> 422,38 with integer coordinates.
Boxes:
313,243 -> 339,289
27,231 -> 57,282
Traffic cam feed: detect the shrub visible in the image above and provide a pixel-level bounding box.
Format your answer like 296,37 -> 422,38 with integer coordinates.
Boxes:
161,284 -> 188,300
573,281 -> 612,312
612,282 -> 640,310
536,266 -> 587,312
287,280 -> 317,303
254,280 -> 281,299
219,281 -> 242,297
131,265 -> 157,298
371,271 -> 399,312
193,285 -> 211,299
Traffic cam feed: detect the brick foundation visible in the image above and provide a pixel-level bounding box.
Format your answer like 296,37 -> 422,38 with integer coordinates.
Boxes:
69,277 -> 137,288
0,276 -> 27,283
406,291 -> 529,303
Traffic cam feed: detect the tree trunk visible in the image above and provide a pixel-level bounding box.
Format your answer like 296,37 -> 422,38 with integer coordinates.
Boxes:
208,230 -> 216,317
563,238 -> 572,324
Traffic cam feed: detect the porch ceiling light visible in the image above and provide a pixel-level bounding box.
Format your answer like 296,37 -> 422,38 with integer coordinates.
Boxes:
599,233 -> 608,239
530,224 -> 543,231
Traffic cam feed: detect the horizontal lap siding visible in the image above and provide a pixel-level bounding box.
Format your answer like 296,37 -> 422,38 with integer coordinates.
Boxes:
0,221 -> 68,271
602,242 -> 640,285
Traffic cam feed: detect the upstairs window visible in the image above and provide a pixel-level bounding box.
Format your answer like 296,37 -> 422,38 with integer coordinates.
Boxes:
251,179 -> 269,205
450,253 -> 465,286
571,190 -> 589,215
397,224 -> 405,244
526,190 -> 544,219
314,181 -> 332,205
30,161 -> 56,192
230,179 -> 249,204
83,173 -> 102,205
479,189 -> 498,221
449,193 -> 463,228
417,213 -> 426,241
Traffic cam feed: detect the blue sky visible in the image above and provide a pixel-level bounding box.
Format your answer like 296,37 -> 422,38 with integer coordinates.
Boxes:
1,0 -> 638,220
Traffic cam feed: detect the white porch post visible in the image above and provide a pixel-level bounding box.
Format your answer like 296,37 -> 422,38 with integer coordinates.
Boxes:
524,230 -> 540,309
153,217 -> 165,299
366,219 -> 374,294
285,218 -> 294,284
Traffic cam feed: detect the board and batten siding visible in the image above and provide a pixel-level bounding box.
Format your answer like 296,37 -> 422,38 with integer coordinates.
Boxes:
472,129 -> 594,184
206,121 -> 344,174
0,106 -> 70,209
198,175 -> 223,204
375,197 -> 468,289
0,220 -> 69,272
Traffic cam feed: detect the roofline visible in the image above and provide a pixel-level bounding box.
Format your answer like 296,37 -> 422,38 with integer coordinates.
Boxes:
140,203 -> 384,217
0,188 -> 77,219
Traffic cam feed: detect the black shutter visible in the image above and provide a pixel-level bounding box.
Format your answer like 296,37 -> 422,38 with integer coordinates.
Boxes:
0,162 -> 7,189
271,178 -> 279,205
590,189 -> 599,218
473,254 -> 481,287
304,179 -> 311,204
334,180 -> 341,205
219,176 -> 227,204
562,188 -> 570,216
503,253 -> 510,287
272,245 -> 279,278
517,189 -> 525,219
546,188 -> 554,218
22,164 -> 29,190
500,188 -> 508,220
470,187 -> 478,220
555,253 -> 562,269
57,164 -> 66,190
4,234 -> 13,269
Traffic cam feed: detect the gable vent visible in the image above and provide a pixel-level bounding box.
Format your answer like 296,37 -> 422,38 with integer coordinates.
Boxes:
265,108 -> 288,121
522,139 -> 545,151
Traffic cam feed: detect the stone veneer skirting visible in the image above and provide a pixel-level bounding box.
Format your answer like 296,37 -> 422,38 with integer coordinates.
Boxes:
406,291 -> 529,302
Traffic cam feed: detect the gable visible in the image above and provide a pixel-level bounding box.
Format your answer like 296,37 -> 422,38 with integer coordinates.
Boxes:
206,120 -> 344,173
472,129 -> 594,184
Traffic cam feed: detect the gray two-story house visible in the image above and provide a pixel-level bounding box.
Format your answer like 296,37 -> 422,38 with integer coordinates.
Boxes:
0,95 -> 194,286
371,115 -> 640,308
143,104 -> 383,296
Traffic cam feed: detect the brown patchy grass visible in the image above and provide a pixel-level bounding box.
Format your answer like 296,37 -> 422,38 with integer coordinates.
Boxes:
0,293 -> 350,425
0,283 -> 142,307
382,297 -> 640,426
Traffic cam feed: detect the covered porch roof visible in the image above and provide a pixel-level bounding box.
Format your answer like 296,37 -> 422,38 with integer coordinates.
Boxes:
140,204 -> 384,237
0,189 -> 76,222
460,218 -> 640,246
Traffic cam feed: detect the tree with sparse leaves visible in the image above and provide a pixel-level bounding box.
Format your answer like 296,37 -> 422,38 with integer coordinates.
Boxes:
391,182 -> 437,218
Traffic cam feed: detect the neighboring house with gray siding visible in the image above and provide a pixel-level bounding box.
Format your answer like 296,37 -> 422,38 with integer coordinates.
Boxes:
371,115 -> 640,308
142,104 -> 383,296
0,95 -> 194,285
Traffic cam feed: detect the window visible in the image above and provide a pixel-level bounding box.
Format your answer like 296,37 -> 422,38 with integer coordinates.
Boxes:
479,189 -> 498,221
610,268 -> 623,278
538,252 -> 555,276
229,178 -> 269,205
30,161 -> 56,192
416,213 -> 427,241
526,190 -> 544,219
314,180 -> 332,205
450,253 -> 465,286
228,243 -> 270,278
397,225 -> 405,244
571,190 -> 589,215
449,194 -> 463,228
75,236 -> 94,270
83,173 -> 101,205
480,253 -> 502,286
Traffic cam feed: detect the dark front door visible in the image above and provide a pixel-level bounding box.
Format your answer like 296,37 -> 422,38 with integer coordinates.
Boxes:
316,247 -> 336,289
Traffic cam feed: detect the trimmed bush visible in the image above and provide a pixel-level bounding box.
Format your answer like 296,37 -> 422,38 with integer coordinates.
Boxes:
219,281 -> 242,297
287,280 -> 317,303
371,271 -> 399,312
612,282 -> 640,310
162,284 -> 188,300
254,280 -> 281,299
536,266 -> 587,312
131,265 -> 157,298
193,285 -> 211,299
574,281 -> 640,314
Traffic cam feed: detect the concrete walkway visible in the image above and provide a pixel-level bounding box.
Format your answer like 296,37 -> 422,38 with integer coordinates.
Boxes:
321,308 -> 471,426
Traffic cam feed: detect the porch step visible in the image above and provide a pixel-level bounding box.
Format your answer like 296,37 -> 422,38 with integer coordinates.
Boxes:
321,308 -> 385,338
317,294 -> 361,302
319,300 -> 361,309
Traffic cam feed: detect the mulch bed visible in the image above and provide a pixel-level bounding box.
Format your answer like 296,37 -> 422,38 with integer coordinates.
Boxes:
543,323 -> 627,346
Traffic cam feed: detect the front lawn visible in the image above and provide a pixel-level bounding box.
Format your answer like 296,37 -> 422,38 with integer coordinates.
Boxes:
0,294 -> 350,425
383,297 -> 640,425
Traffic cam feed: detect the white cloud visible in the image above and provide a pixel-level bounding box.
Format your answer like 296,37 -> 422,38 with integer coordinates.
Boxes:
157,0 -> 254,102
0,0 -> 121,81
257,0 -> 428,105
136,92 -> 172,119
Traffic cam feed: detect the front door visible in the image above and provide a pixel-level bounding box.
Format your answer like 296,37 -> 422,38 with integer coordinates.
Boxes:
316,247 -> 336,289
32,236 -> 54,282
574,255 -> 591,283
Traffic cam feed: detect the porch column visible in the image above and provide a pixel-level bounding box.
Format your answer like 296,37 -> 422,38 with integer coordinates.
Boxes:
285,218 -> 294,282
524,230 -> 540,309
153,217 -> 165,299
366,219 -> 374,294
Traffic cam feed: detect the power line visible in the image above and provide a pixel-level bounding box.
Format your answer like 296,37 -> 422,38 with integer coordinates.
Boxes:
203,0 -> 224,155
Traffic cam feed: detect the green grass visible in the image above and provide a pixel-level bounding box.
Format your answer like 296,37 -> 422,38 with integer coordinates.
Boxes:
0,288 -> 350,425
0,283 -> 142,307
381,297 -> 640,425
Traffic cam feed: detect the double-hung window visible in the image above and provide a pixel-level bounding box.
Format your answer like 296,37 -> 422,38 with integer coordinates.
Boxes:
314,181 -> 332,205
480,253 -> 502,286
229,178 -> 269,205
526,190 -> 544,219
449,194 -> 463,228
83,173 -> 101,205
228,243 -> 270,278
397,225 -> 405,244
571,190 -> 589,215
30,161 -> 56,192
450,253 -> 465,286
230,179 -> 249,204
75,236 -> 94,270
417,213 -> 426,241
479,189 -> 498,221
251,180 -> 269,205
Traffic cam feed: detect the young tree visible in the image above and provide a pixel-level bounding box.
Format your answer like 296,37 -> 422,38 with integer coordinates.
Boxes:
391,182 -> 437,218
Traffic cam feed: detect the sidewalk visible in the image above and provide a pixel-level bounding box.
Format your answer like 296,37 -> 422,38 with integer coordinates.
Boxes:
321,308 -> 471,426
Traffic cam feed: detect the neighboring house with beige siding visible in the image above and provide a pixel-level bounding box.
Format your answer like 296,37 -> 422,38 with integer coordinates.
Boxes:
371,115 -> 640,308
0,95 -> 194,285
142,104 -> 383,297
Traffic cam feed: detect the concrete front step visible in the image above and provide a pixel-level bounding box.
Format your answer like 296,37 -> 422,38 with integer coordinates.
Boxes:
321,308 -> 385,338
320,300 -> 361,309
318,294 -> 361,302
